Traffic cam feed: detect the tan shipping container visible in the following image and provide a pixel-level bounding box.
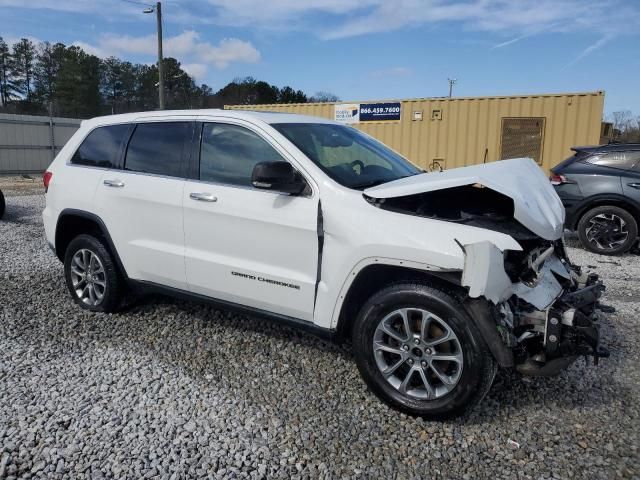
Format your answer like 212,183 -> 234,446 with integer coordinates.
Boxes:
226,91 -> 605,173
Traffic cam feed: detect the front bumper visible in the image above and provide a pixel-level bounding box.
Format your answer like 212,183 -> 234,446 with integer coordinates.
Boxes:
514,272 -> 610,376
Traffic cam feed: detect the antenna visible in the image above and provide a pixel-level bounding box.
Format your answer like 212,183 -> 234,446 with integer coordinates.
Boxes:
447,78 -> 457,98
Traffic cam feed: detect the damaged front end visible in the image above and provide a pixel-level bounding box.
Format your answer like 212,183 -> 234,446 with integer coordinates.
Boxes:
464,240 -> 610,376
363,158 -> 610,376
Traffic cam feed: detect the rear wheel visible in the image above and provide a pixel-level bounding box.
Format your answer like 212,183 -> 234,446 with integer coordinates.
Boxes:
0,189 -> 5,219
64,234 -> 124,312
352,283 -> 497,418
577,205 -> 638,255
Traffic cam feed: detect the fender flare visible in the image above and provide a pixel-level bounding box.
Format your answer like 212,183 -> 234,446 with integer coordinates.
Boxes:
329,256 -> 459,330
56,208 -> 129,279
330,256 -> 514,367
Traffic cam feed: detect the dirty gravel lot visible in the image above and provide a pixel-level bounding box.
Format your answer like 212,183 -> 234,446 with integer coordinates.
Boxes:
0,182 -> 638,479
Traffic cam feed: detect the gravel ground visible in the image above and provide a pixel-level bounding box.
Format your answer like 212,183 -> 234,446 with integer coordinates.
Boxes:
0,191 -> 638,479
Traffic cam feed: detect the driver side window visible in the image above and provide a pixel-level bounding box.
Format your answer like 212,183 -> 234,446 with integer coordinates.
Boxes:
200,123 -> 287,187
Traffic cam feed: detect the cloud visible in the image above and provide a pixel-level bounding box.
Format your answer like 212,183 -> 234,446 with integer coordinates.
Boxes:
564,34 -> 615,68
182,63 -> 208,81
195,0 -> 637,38
75,30 -> 260,77
3,0 -> 639,71
491,23 -> 560,49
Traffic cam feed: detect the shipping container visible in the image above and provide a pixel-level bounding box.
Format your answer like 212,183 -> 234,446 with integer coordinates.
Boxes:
226,91 -> 605,173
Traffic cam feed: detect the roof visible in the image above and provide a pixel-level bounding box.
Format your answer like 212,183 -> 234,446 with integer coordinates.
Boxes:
573,143 -> 640,153
81,109 -> 337,128
226,90 -> 605,109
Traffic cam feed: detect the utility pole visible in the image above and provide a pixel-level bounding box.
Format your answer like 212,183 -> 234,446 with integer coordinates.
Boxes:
448,78 -> 457,98
156,2 -> 164,110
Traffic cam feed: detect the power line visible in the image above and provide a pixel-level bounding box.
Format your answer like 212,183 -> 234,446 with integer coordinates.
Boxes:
118,0 -> 154,8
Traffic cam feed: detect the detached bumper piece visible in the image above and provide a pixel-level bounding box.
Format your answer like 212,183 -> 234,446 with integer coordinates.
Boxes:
516,273 -> 610,377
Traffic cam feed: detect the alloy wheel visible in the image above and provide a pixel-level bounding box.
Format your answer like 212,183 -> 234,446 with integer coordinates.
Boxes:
585,213 -> 629,251
70,249 -> 106,306
373,308 -> 463,400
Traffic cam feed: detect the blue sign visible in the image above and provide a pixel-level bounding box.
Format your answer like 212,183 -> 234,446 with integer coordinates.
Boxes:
359,102 -> 401,122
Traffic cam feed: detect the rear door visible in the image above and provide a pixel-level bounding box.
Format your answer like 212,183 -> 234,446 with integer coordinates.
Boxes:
182,119 -> 319,321
94,120 -> 194,290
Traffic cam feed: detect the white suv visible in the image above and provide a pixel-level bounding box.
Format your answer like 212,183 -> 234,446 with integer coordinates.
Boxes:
42,110 -> 608,417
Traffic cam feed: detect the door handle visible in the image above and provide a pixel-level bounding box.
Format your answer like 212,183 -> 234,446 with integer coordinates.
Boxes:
628,183 -> 640,189
103,179 -> 125,188
190,192 -> 218,202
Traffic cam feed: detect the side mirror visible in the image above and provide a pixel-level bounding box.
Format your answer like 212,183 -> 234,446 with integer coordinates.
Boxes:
251,161 -> 307,195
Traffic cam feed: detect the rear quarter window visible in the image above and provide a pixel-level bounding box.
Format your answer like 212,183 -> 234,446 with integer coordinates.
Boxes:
586,151 -> 640,170
71,124 -> 130,168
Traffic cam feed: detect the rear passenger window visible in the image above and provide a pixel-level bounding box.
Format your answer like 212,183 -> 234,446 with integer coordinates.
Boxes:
71,124 -> 129,168
586,152 -> 640,170
124,122 -> 191,177
199,123 -> 286,187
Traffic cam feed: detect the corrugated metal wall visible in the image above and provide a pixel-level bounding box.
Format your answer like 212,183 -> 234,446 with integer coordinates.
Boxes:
0,113 -> 81,174
227,91 -> 604,173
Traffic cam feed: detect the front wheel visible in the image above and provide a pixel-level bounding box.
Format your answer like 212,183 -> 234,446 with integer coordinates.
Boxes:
352,283 -> 497,418
64,234 -> 124,312
577,205 -> 638,255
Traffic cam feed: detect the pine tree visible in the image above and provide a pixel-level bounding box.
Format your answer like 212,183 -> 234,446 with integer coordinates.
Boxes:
0,37 -> 10,106
34,41 -> 65,111
101,56 -> 123,114
10,38 -> 37,102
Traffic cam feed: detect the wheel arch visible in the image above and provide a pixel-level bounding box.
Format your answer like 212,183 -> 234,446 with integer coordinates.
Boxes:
332,259 -> 514,367
571,194 -> 640,230
55,209 -> 128,278
332,260 -> 464,340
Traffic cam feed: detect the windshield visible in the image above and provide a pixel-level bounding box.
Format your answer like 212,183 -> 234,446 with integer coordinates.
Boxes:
272,123 -> 421,189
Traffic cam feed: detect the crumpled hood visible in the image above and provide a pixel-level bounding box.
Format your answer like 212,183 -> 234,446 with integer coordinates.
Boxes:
365,158 -> 565,240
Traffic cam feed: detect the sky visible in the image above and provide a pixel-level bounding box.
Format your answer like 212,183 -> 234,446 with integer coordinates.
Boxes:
1,0 -> 639,117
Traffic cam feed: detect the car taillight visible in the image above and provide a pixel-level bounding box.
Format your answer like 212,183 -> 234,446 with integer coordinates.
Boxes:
549,173 -> 569,186
43,171 -> 53,193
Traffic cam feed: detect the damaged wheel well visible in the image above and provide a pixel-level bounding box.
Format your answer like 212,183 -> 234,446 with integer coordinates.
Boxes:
336,264 -> 464,340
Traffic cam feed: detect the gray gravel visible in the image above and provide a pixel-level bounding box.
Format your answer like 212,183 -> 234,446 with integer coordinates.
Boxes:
1,191 -> 638,479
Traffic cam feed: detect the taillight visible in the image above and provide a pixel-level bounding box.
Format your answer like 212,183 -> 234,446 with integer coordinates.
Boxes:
43,171 -> 53,193
549,173 -> 570,186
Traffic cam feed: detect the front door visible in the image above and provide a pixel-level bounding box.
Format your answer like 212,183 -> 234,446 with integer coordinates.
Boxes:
183,121 -> 319,321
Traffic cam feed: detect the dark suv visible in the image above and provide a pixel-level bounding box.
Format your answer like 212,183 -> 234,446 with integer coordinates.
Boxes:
551,143 -> 640,255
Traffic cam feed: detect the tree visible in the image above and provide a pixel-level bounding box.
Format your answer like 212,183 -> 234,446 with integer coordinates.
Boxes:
309,91 -> 340,102
118,61 -> 138,112
611,110 -> 634,135
278,85 -> 307,103
610,110 -> 640,143
0,37 -> 10,106
101,56 -> 123,114
10,38 -> 37,102
55,46 -> 102,117
0,35 -> 318,116
34,41 -> 65,110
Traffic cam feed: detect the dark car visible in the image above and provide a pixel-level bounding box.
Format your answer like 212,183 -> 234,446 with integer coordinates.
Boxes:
551,143 -> 640,255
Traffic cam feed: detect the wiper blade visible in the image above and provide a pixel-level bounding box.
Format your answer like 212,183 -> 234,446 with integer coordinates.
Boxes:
352,174 -> 417,189
351,179 -> 389,189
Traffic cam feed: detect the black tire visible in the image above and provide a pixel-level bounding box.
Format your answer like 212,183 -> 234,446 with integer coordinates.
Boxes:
0,189 -> 5,219
577,205 -> 638,255
352,282 -> 497,419
64,234 -> 124,313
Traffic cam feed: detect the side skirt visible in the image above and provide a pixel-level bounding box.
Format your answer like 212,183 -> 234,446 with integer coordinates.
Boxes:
129,279 -> 338,341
